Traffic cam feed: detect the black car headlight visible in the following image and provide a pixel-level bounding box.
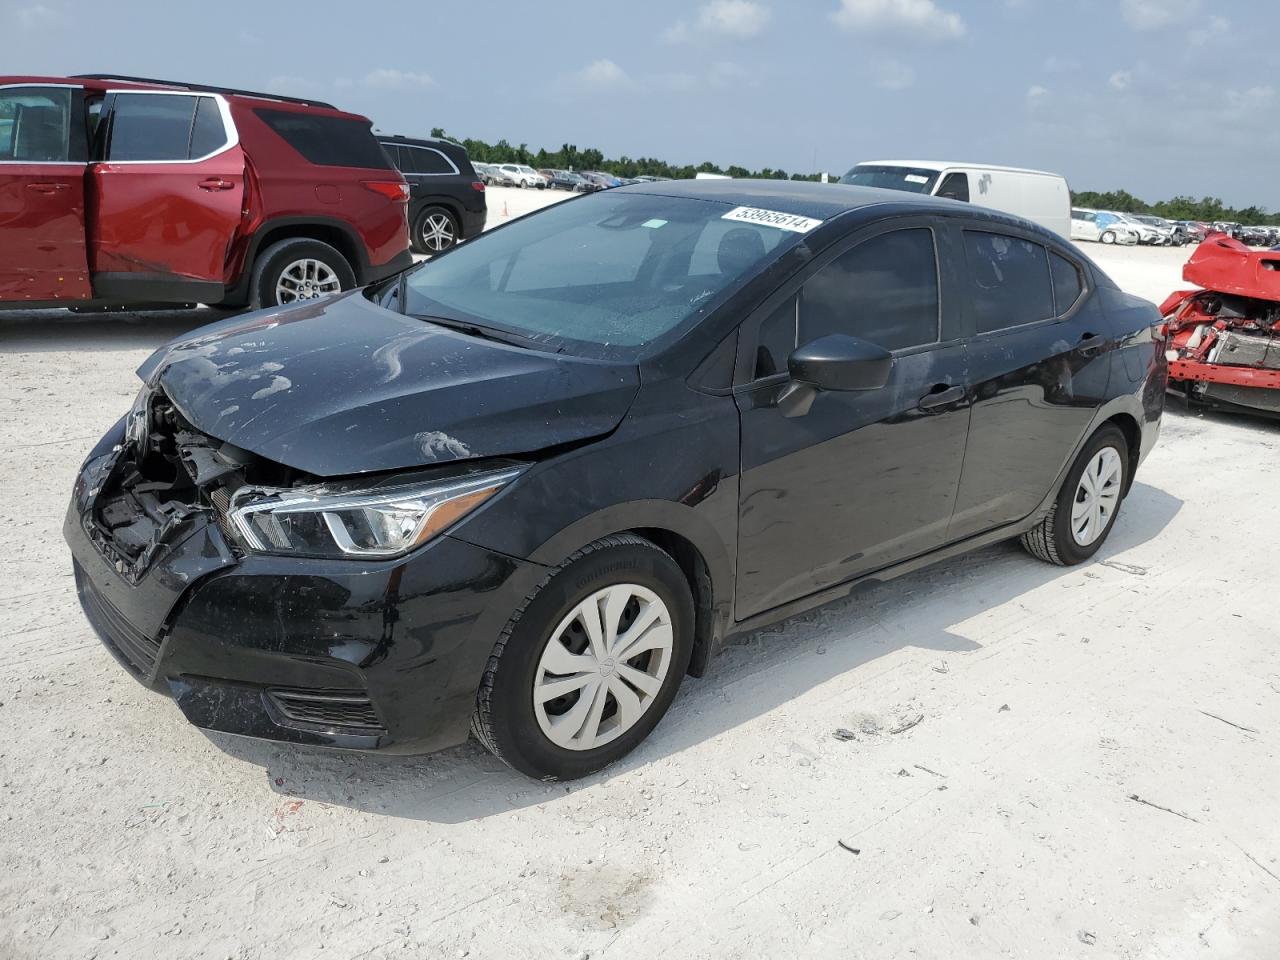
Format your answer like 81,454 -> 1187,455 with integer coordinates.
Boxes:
226,467 -> 521,559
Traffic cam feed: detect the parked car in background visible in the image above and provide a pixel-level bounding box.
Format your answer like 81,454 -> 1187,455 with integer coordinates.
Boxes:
1104,212 -> 1166,246
474,163 -> 512,187
1073,209 -> 1137,245
540,169 -> 590,191
497,164 -> 547,189
1175,221 -> 1210,243
379,135 -> 486,254
580,171 -> 623,190
1238,225 -> 1273,247
1130,215 -> 1187,246
67,179 -> 1165,780
0,73 -> 411,311
633,175 -> 672,183
840,160 -> 1071,238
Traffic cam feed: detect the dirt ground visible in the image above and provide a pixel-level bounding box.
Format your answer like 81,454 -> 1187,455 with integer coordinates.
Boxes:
1,218 -> 1279,960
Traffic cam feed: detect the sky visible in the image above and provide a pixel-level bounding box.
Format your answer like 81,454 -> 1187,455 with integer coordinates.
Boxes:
5,0 -> 1277,209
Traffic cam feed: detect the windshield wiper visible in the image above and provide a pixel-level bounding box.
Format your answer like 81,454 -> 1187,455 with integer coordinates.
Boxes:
413,314 -> 539,349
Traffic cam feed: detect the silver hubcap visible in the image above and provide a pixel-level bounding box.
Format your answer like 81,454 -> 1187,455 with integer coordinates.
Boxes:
421,212 -> 456,252
533,584 -> 674,751
1071,446 -> 1123,546
276,258 -> 341,303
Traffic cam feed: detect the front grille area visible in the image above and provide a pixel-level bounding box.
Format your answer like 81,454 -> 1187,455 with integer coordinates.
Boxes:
76,563 -> 161,678
267,689 -> 384,730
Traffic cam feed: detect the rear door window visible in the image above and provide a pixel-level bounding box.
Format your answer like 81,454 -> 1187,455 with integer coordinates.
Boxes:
105,94 -> 228,161
1049,251 -> 1084,314
0,86 -> 73,162
255,109 -> 390,168
415,147 -> 456,175
187,97 -> 228,158
962,230 -> 1055,333
799,228 -> 941,352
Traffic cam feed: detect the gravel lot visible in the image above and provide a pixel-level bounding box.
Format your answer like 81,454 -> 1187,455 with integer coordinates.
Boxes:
2,213 -> 1279,959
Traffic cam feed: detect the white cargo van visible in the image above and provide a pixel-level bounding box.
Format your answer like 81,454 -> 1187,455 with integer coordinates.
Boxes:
840,161 -> 1071,239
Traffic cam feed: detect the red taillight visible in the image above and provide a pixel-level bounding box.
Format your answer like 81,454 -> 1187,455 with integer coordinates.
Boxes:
470,180 -> 486,193
362,180 -> 410,202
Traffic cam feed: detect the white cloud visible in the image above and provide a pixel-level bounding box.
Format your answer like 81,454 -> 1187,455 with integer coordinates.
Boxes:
708,61 -> 751,88
831,0 -> 965,40
266,75 -> 324,96
16,3 -> 64,27
873,58 -> 916,91
699,0 -> 770,37
572,59 -> 632,88
1188,15 -> 1229,46
1026,84 -> 1049,101
663,20 -> 691,43
1043,55 -> 1080,74
664,1 -> 770,43
1121,0 -> 1199,31
1109,70 -> 1133,92
363,69 -> 435,90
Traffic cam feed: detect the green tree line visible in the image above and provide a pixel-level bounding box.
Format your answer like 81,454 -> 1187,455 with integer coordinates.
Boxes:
1070,189 -> 1276,226
429,129 -> 824,182
429,130 -> 1275,220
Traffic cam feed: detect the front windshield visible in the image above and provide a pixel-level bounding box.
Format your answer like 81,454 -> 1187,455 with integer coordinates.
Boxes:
839,164 -> 939,194
402,191 -> 796,359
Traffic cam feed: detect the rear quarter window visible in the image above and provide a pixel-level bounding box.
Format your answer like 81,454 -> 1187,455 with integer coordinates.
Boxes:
255,109 -> 390,169
963,230 -> 1055,334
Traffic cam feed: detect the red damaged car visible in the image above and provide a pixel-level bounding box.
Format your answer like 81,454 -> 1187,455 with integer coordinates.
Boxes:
0,74 -> 412,311
1161,233 -> 1280,417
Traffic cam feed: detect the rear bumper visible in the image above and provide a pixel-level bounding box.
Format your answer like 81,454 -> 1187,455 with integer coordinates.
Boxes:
64,428 -> 548,755
461,208 -> 487,239
365,248 -> 414,285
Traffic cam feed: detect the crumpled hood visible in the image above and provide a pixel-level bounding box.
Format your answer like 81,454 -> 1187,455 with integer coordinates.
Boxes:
137,292 -> 640,477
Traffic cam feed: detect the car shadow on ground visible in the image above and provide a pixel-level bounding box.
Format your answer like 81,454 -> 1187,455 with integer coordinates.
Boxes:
0,309 -> 232,353
208,479 -> 1183,823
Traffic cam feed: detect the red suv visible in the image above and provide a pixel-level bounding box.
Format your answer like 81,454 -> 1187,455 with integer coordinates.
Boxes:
0,74 -> 412,311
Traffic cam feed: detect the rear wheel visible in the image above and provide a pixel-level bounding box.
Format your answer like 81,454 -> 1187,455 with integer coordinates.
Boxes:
251,238 -> 355,308
472,534 -> 694,780
411,205 -> 459,255
1021,424 -> 1129,566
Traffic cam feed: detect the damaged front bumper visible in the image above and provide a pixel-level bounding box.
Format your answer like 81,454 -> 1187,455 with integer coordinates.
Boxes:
64,417 -> 548,755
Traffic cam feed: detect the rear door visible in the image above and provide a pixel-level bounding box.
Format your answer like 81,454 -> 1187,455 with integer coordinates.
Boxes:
946,225 -> 1111,541
88,91 -> 244,300
0,83 -> 91,302
734,221 -> 972,619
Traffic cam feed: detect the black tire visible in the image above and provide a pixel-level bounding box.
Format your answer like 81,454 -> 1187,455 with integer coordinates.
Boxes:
1101,231 -> 1116,244
410,205 -> 460,255
250,238 -> 355,309
1021,424 -> 1130,566
472,534 -> 695,781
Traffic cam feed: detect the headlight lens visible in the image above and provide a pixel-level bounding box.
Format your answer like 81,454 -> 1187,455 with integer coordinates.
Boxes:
226,467 -> 521,559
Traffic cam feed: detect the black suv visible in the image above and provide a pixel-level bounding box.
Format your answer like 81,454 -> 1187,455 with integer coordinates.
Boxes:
378,135 -> 487,254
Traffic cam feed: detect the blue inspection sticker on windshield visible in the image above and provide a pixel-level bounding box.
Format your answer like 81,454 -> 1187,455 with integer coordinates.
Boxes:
722,206 -> 824,234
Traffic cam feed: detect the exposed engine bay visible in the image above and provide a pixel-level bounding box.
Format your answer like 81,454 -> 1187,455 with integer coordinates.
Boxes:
90,391 -> 300,579
1161,233 -> 1280,416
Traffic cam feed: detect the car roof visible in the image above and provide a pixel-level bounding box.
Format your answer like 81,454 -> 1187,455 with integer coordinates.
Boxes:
855,159 -> 1064,179
379,134 -> 467,154
1,74 -> 369,118
615,178 -> 969,221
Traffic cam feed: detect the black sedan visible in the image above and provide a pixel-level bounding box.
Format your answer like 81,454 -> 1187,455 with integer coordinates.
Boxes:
65,181 -> 1166,780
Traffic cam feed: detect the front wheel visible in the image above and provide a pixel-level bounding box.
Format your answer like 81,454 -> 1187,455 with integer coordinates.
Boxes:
1021,424 -> 1129,566
1101,231 -> 1116,244
411,205 -> 460,255
250,238 -> 355,308
472,534 -> 695,780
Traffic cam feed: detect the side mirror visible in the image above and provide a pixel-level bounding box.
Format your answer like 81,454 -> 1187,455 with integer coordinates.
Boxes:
788,334 -> 893,392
